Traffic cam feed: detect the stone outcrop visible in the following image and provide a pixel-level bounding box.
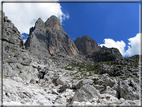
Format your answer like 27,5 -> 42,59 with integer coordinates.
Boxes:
2,14 -> 48,82
25,15 -> 79,56
3,13 -> 24,63
74,35 -> 100,55
86,47 -> 123,62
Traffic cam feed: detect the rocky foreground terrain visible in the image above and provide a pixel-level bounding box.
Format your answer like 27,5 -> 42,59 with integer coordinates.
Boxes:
1,12 -> 141,106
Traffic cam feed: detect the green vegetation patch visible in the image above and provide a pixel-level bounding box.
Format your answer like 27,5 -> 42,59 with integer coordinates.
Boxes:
64,67 -> 72,70
92,78 -> 99,83
103,61 -> 112,65
64,62 -> 101,74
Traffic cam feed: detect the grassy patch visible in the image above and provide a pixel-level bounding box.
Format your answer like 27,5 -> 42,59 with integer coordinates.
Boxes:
119,76 -> 127,80
103,61 -> 112,65
92,78 -> 99,83
64,67 -> 72,70
64,62 -> 102,76
98,81 -> 104,85
71,71 -> 79,75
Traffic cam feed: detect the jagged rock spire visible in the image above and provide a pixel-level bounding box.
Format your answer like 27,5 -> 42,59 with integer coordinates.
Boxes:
45,15 -> 61,29
35,18 -> 45,28
25,15 -> 79,56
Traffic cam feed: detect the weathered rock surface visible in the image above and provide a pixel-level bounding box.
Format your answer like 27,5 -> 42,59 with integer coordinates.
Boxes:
74,35 -> 100,55
25,15 -> 79,56
71,84 -> 100,102
2,14 -> 49,83
3,13 -> 24,63
86,47 -> 123,62
73,79 -> 94,89
2,14 -> 140,106
117,79 -> 139,100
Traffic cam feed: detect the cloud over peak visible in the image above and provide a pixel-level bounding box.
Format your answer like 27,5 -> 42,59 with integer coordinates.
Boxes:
100,33 -> 141,57
125,33 -> 140,56
100,38 -> 126,56
3,2 -> 69,34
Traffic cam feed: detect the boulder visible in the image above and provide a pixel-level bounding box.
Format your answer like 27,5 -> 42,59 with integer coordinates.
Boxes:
104,76 -> 116,87
61,89 -> 75,104
51,89 -> 59,95
71,84 -> 100,103
73,79 -> 94,89
117,79 -> 139,100
54,95 -> 66,105
58,84 -> 68,93
56,77 -> 69,86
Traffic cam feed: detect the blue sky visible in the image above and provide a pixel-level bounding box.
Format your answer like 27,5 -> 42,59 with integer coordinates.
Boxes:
59,3 -> 140,57
3,2 -> 140,57
60,3 -> 139,47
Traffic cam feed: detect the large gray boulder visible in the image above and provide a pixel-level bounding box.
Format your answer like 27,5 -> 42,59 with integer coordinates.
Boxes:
71,84 -> 100,103
25,15 -> 79,56
74,35 -> 100,55
117,79 -> 139,100
73,79 -> 94,89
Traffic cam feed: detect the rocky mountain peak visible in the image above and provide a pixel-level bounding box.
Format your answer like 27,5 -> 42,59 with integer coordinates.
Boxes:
45,15 -> 61,29
81,35 -> 91,39
25,15 -> 79,56
74,35 -> 100,55
35,18 -> 45,28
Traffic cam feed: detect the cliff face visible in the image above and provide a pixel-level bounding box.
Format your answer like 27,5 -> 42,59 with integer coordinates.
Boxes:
3,13 -> 24,62
86,47 -> 123,62
25,15 -> 79,56
74,35 -> 100,55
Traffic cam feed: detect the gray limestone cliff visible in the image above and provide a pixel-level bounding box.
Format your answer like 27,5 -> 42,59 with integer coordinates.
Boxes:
3,13 -> 24,63
25,15 -> 79,56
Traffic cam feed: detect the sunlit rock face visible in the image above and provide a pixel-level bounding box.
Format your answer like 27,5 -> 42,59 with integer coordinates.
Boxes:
25,15 -> 79,56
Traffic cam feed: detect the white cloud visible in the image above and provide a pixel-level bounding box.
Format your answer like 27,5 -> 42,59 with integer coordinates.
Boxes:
3,2 -> 69,34
125,33 -> 141,56
100,33 -> 141,57
100,38 -> 126,56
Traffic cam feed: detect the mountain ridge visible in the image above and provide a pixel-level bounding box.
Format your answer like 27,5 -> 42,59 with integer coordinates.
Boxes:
74,34 -> 101,55
24,15 -> 123,59
2,13 -> 140,106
